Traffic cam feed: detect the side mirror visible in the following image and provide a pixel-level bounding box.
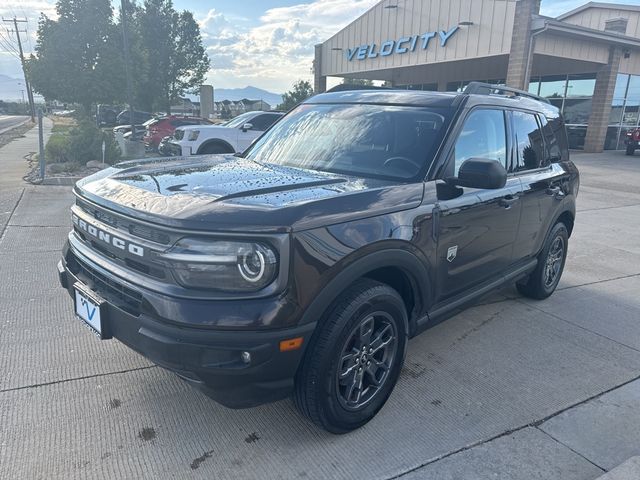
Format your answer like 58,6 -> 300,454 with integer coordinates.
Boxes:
241,122 -> 253,132
449,158 -> 507,190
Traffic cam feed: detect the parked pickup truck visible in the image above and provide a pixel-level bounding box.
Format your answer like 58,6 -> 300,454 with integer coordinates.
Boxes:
58,84 -> 578,433
165,111 -> 283,156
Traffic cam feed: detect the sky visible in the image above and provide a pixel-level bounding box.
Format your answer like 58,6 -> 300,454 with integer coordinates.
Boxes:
0,0 -> 639,95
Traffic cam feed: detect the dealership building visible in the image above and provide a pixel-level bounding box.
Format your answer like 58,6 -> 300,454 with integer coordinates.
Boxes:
314,1 -> 640,152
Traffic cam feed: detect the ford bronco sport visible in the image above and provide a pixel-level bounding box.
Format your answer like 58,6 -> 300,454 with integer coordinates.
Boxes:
58,83 -> 578,433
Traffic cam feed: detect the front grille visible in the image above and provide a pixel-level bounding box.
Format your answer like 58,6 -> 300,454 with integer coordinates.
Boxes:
75,199 -> 171,245
68,254 -> 144,316
174,130 -> 184,140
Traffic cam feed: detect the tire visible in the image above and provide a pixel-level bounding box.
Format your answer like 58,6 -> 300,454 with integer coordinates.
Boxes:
626,145 -> 635,156
294,279 -> 408,434
517,222 -> 569,300
198,142 -> 234,155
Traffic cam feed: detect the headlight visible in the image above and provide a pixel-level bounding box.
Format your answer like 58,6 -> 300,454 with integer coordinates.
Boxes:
187,130 -> 200,141
160,238 -> 278,292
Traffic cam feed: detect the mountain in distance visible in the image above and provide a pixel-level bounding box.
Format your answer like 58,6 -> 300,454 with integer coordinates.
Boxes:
212,86 -> 283,108
0,74 -> 44,102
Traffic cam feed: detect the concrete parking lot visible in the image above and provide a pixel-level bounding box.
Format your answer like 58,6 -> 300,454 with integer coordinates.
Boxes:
1,131 -> 639,478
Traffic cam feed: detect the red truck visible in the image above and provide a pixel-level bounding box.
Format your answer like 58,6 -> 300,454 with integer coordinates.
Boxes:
143,116 -> 212,151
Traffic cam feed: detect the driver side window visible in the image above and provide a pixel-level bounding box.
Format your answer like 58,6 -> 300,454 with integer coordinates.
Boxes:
453,109 -> 507,176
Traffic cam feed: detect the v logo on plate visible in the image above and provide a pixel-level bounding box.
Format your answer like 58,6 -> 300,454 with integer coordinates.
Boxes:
83,301 -> 96,321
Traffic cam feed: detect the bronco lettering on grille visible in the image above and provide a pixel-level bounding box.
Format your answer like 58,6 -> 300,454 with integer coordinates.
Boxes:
73,213 -> 144,257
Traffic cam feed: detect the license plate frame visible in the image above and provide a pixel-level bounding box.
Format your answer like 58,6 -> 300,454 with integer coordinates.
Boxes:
73,282 -> 110,339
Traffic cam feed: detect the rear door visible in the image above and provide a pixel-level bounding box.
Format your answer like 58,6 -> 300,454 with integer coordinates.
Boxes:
510,111 -> 570,261
435,107 -> 523,301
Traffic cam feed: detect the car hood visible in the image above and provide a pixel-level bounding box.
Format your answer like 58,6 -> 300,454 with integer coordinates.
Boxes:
75,156 -> 424,232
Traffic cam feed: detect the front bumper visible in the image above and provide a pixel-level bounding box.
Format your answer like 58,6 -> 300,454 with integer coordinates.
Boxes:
58,249 -> 315,408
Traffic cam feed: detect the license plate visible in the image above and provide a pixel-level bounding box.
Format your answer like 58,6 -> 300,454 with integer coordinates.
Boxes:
74,283 -> 108,339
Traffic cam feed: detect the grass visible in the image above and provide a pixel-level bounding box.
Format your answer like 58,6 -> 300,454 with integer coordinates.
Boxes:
49,115 -> 77,134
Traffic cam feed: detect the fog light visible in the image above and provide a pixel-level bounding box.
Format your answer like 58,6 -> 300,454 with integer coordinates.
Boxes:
241,351 -> 251,364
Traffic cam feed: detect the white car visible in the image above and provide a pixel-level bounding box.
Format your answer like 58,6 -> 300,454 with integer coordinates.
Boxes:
168,111 -> 283,156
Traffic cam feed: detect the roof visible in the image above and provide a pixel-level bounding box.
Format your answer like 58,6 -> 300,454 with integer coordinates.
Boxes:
304,89 -> 553,112
558,2 -> 640,21
304,90 -> 459,108
533,15 -> 640,49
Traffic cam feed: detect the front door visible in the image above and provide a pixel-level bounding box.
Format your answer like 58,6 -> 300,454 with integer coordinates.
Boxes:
434,107 -> 523,302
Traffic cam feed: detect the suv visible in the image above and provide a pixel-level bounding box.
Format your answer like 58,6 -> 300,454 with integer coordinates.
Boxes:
166,111 -> 283,155
624,127 -> 640,155
58,84 -> 578,433
142,116 -> 212,152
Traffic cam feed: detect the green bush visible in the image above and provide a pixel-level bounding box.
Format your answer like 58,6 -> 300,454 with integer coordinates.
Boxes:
44,117 -> 121,165
45,134 -> 71,163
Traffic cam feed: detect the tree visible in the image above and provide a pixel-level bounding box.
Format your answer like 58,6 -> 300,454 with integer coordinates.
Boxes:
28,0 -> 125,112
342,78 -> 373,87
278,80 -> 314,111
135,0 -> 209,113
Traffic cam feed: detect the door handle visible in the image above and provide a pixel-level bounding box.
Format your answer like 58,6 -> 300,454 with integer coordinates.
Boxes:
546,186 -> 565,198
498,195 -> 519,209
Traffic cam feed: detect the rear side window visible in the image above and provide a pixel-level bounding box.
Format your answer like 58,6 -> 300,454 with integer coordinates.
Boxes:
511,111 -> 546,172
543,116 -> 569,163
453,109 -> 507,176
249,114 -> 281,131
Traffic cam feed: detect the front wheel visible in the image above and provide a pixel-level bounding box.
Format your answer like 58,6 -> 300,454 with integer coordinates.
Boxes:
626,145 -> 635,156
294,279 -> 408,433
517,222 -> 568,300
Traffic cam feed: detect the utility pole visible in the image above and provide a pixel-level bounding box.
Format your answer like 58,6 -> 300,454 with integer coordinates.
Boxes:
119,0 -> 135,129
3,17 -> 35,121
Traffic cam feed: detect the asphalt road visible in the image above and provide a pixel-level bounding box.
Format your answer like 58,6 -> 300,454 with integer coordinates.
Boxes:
0,145 -> 639,479
0,115 -> 29,135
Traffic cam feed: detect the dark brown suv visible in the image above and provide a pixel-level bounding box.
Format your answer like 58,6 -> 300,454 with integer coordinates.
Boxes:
58,83 -> 578,433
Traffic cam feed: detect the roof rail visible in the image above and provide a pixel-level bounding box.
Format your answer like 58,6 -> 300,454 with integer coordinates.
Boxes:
463,82 -> 550,104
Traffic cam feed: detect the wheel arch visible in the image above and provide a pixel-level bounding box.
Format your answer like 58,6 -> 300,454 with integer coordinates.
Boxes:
298,249 -> 431,334
556,210 -> 575,237
196,138 -> 236,155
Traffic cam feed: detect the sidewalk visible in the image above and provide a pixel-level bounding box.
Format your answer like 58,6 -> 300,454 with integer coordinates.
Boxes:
0,117 -> 53,235
0,143 -> 638,479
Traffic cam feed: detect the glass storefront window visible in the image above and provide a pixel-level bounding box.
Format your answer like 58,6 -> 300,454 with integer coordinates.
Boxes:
613,74 -> 629,99
622,102 -> 639,125
605,126 -> 622,150
563,98 -> 592,124
539,76 -> 567,98
528,79 -> 540,95
566,74 -> 595,97
627,76 -> 640,102
566,126 -> 587,150
610,99 -> 625,125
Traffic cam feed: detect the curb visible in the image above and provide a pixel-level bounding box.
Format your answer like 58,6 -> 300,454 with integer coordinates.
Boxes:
0,117 -> 32,136
40,176 -> 81,186
596,457 -> 640,479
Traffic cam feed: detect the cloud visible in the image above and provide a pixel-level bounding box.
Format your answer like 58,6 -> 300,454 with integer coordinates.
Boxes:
198,0 -> 378,92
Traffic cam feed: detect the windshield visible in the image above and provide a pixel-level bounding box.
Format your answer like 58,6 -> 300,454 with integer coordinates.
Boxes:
243,103 -> 449,180
224,111 -> 259,128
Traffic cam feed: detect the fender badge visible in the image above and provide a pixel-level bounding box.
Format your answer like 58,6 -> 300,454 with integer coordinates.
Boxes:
447,246 -> 458,262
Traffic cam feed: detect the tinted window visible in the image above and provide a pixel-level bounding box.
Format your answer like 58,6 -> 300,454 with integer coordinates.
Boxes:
249,114 -> 280,131
512,111 -> 546,172
244,103 -> 449,181
453,109 -> 507,176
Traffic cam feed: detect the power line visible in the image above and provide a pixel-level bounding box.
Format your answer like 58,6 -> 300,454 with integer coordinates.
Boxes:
2,17 -> 35,120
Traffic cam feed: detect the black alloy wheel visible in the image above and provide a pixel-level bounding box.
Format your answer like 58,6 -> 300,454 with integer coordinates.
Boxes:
294,279 -> 408,433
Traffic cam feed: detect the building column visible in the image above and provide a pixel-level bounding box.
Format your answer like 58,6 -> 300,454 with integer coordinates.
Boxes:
314,44 -> 327,94
584,47 -> 623,153
505,0 -> 541,91
437,80 -> 448,92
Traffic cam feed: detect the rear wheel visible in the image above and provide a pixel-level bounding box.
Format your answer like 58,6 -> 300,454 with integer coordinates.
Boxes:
626,145 -> 635,156
517,222 -> 568,300
198,142 -> 234,155
294,279 -> 407,433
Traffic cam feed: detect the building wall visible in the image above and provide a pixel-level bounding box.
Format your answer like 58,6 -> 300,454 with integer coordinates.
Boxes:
534,33 -> 610,64
560,6 -> 640,74
320,0 -> 516,78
